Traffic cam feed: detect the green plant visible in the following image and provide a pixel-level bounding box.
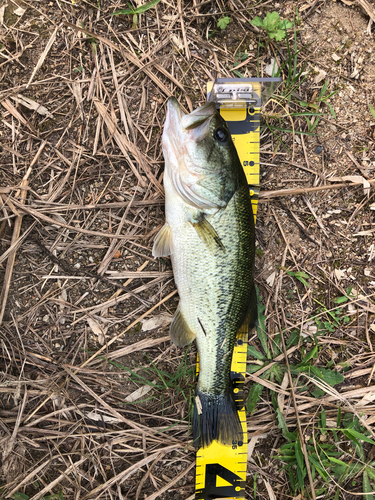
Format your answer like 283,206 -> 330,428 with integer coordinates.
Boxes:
247,291 -> 345,414
11,492 -> 64,500
277,409 -> 375,497
286,270 -> 310,288
217,16 -> 231,30
250,11 -> 293,41
112,0 -> 162,29
300,80 -> 337,132
369,103 -> 375,120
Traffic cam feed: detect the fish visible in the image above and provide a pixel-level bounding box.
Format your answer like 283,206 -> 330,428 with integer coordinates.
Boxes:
152,97 -> 257,449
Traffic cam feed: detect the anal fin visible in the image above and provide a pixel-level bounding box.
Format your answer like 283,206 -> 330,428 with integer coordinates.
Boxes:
170,304 -> 196,347
152,223 -> 172,258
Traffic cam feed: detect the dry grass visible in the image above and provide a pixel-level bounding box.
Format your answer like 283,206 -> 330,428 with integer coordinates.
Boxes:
0,0 -> 375,499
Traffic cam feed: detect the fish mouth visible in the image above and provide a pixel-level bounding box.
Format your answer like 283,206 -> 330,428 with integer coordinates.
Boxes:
164,97 -> 184,135
165,97 -> 216,131
163,98 -> 217,149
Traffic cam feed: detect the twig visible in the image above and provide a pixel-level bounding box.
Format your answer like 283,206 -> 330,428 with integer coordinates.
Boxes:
258,178 -> 375,200
0,168 -> 31,324
278,328 -> 317,500
302,196 -> 329,238
27,25 -> 58,88
80,289 -> 177,368
177,0 -> 190,60
145,461 -> 195,500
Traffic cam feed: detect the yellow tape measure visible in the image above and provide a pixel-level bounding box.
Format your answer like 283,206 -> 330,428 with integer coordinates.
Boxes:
194,81 -> 261,500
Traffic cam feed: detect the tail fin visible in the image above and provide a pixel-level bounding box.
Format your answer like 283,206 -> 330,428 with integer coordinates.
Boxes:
193,390 -> 242,449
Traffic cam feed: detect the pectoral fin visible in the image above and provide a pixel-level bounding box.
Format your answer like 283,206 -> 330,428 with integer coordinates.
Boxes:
152,223 -> 172,257
170,304 -> 196,347
191,216 -> 225,252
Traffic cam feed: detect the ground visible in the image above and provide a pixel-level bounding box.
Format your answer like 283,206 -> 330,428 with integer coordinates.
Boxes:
0,0 -> 375,499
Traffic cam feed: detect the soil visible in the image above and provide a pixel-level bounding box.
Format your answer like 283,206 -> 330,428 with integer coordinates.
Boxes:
0,0 -> 374,499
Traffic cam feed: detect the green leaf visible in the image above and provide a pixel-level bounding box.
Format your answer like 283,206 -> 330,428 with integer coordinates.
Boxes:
308,455 -> 329,481
12,494 -> 30,500
320,409 -> 326,430
276,407 -> 290,439
247,363 -> 262,373
279,20 -> 293,29
135,0 -> 161,13
301,345 -> 318,364
250,16 -> 264,27
333,296 -> 348,304
325,102 -> 336,118
112,0 -> 161,16
312,388 -> 325,398
248,345 -> 266,360
217,16 -> 231,30
264,11 -> 280,30
273,30 -> 286,41
247,382 -> 264,414
286,330 -> 300,348
366,467 -> 375,481
295,439 -> 305,472
255,287 -> 270,358
344,429 -> 375,446
132,13 -> 138,28
363,469 -> 374,500
112,8 -> 135,15
328,456 -> 349,467
369,104 -> 375,120
312,367 -> 344,386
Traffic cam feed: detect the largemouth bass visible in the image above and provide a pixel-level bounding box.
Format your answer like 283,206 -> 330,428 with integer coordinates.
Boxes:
153,97 -> 256,449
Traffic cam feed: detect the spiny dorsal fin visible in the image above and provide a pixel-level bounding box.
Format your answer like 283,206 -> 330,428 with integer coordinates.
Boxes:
170,304 -> 196,347
190,216 -> 225,252
152,223 -> 172,258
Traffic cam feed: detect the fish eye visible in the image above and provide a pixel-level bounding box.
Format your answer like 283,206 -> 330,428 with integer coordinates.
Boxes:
214,127 -> 228,142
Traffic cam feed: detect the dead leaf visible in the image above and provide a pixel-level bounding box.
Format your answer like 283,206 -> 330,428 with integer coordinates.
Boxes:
171,34 -> 184,51
87,317 -> 107,345
356,392 -> 375,406
298,4 -> 312,12
263,479 -> 277,500
85,411 -> 122,423
0,4 -> 7,24
125,382 -> 155,402
14,6 -> 25,16
354,228 -> 375,236
314,67 -> 327,84
12,94 -> 53,117
332,53 -> 341,62
277,372 -> 289,413
330,175 -> 370,195
265,58 -> 278,77
266,271 -> 276,287
334,269 -> 346,280
141,313 -> 172,332
113,250 -> 122,258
